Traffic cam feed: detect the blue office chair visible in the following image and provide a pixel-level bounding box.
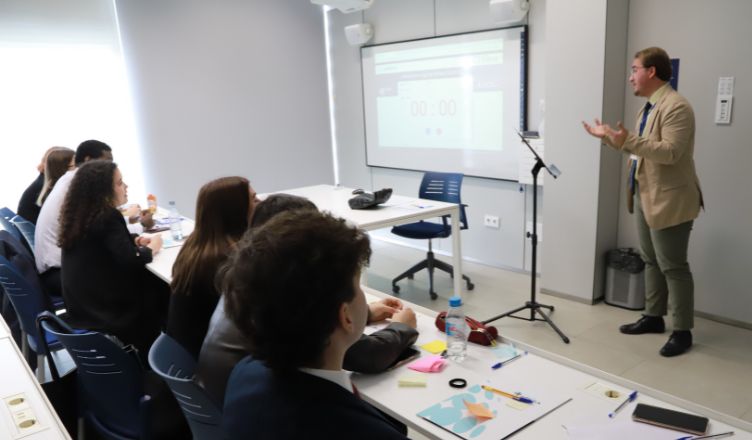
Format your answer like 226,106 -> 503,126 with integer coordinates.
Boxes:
149,333 -> 222,440
0,206 -> 15,220
10,215 -> 36,255
37,311 -> 152,440
391,172 -> 474,299
0,214 -> 24,246
0,255 -> 71,381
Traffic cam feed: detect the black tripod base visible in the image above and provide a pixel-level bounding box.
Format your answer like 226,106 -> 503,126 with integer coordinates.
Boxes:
483,301 -> 570,344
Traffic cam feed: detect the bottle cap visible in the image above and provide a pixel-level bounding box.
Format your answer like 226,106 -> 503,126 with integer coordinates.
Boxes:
449,296 -> 462,307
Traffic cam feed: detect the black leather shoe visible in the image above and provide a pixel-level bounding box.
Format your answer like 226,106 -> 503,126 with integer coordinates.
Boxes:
660,331 -> 692,357
619,315 -> 665,335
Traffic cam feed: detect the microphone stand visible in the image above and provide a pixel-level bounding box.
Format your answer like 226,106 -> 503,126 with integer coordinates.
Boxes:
482,132 -> 570,344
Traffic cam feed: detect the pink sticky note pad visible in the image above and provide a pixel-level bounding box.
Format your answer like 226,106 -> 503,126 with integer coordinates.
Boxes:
407,354 -> 446,373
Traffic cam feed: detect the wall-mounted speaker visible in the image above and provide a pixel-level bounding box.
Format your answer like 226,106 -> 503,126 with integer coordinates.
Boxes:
345,23 -> 373,46
489,0 -> 530,26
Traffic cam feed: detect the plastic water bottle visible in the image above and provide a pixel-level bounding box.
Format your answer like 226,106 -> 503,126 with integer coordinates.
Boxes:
168,201 -> 183,241
446,295 -> 468,362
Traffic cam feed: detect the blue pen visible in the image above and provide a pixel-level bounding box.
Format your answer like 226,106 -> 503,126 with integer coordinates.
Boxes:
608,391 -> 638,418
675,431 -> 734,440
481,385 -> 535,404
491,353 -> 524,369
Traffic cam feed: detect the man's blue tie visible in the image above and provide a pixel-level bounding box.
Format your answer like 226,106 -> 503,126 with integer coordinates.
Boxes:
629,101 -> 653,192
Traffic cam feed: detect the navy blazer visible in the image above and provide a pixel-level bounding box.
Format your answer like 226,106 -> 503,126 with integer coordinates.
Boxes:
222,358 -> 409,440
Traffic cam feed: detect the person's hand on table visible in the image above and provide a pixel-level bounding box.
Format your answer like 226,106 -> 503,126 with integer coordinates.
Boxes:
391,308 -> 417,329
368,297 -> 403,323
122,204 -> 140,218
136,234 -> 163,254
146,234 -> 163,254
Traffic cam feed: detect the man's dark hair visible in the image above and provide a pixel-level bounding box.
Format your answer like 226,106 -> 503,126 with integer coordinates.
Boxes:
223,210 -> 371,370
635,47 -> 672,82
74,139 -> 112,165
250,194 -> 317,228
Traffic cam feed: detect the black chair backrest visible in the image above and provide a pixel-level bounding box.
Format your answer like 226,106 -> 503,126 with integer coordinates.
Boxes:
418,172 -> 469,229
38,312 -> 150,439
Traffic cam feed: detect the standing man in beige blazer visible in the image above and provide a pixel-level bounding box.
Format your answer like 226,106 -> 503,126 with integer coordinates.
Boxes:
583,47 -> 703,357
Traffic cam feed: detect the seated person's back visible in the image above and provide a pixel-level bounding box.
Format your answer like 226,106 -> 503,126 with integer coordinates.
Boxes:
221,210 -> 408,439
197,194 -> 418,404
59,160 -> 165,355
167,176 -> 257,358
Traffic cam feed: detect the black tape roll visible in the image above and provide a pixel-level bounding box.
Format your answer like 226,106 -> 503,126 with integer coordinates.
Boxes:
449,378 -> 467,388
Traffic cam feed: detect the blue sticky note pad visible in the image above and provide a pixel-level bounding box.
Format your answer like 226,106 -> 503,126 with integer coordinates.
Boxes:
417,384 -> 494,439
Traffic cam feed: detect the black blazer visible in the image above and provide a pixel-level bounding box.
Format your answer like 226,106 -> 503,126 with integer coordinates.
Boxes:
61,209 -> 164,353
222,358 -> 409,440
17,173 -> 44,224
166,275 -> 221,359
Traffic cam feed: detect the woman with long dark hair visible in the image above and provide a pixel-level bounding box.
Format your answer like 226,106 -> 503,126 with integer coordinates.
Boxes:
59,160 -> 164,354
37,147 -> 74,206
167,176 -> 257,357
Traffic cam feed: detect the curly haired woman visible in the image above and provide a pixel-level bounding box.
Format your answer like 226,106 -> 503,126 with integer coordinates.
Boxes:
59,160 -> 166,355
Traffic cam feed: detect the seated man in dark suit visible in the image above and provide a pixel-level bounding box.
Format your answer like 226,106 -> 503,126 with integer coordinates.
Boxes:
221,210 -> 408,440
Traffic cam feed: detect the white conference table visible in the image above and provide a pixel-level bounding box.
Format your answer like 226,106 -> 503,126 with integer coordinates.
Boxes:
145,218 -> 195,284
275,185 -> 464,297
359,287 -> 752,440
0,315 -> 71,439
148,184 -> 465,295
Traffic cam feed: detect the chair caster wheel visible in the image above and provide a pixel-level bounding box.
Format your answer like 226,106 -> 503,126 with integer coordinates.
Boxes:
392,285 -> 400,294
467,282 -> 475,290
430,291 -> 438,300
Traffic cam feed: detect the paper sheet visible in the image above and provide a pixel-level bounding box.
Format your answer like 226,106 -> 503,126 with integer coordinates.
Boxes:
418,383 -> 572,440
563,419 -> 688,440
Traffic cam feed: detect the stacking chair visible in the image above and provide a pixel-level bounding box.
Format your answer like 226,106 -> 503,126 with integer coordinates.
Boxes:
0,206 -> 15,220
0,214 -> 24,246
391,172 -> 474,299
10,215 -> 36,255
0,254 -> 70,381
149,333 -> 223,439
38,311 -> 152,440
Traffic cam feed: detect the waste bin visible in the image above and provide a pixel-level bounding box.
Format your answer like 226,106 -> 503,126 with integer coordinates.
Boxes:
604,248 -> 645,310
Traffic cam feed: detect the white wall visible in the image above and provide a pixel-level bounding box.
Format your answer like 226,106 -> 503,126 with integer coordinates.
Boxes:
617,0 -> 752,325
539,0 -> 627,303
0,0 -> 145,208
329,0 -> 548,272
114,0 -> 334,216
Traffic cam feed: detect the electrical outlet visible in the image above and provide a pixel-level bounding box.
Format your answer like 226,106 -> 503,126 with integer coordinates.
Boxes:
484,215 -> 500,229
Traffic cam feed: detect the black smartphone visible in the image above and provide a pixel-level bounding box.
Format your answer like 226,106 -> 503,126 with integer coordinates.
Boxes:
632,403 -> 709,436
386,347 -> 420,371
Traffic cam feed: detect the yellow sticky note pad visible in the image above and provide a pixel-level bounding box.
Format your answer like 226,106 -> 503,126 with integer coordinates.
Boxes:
420,340 -> 447,354
506,400 -> 530,411
464,400 -> 494,420
398,374 -> 427,387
